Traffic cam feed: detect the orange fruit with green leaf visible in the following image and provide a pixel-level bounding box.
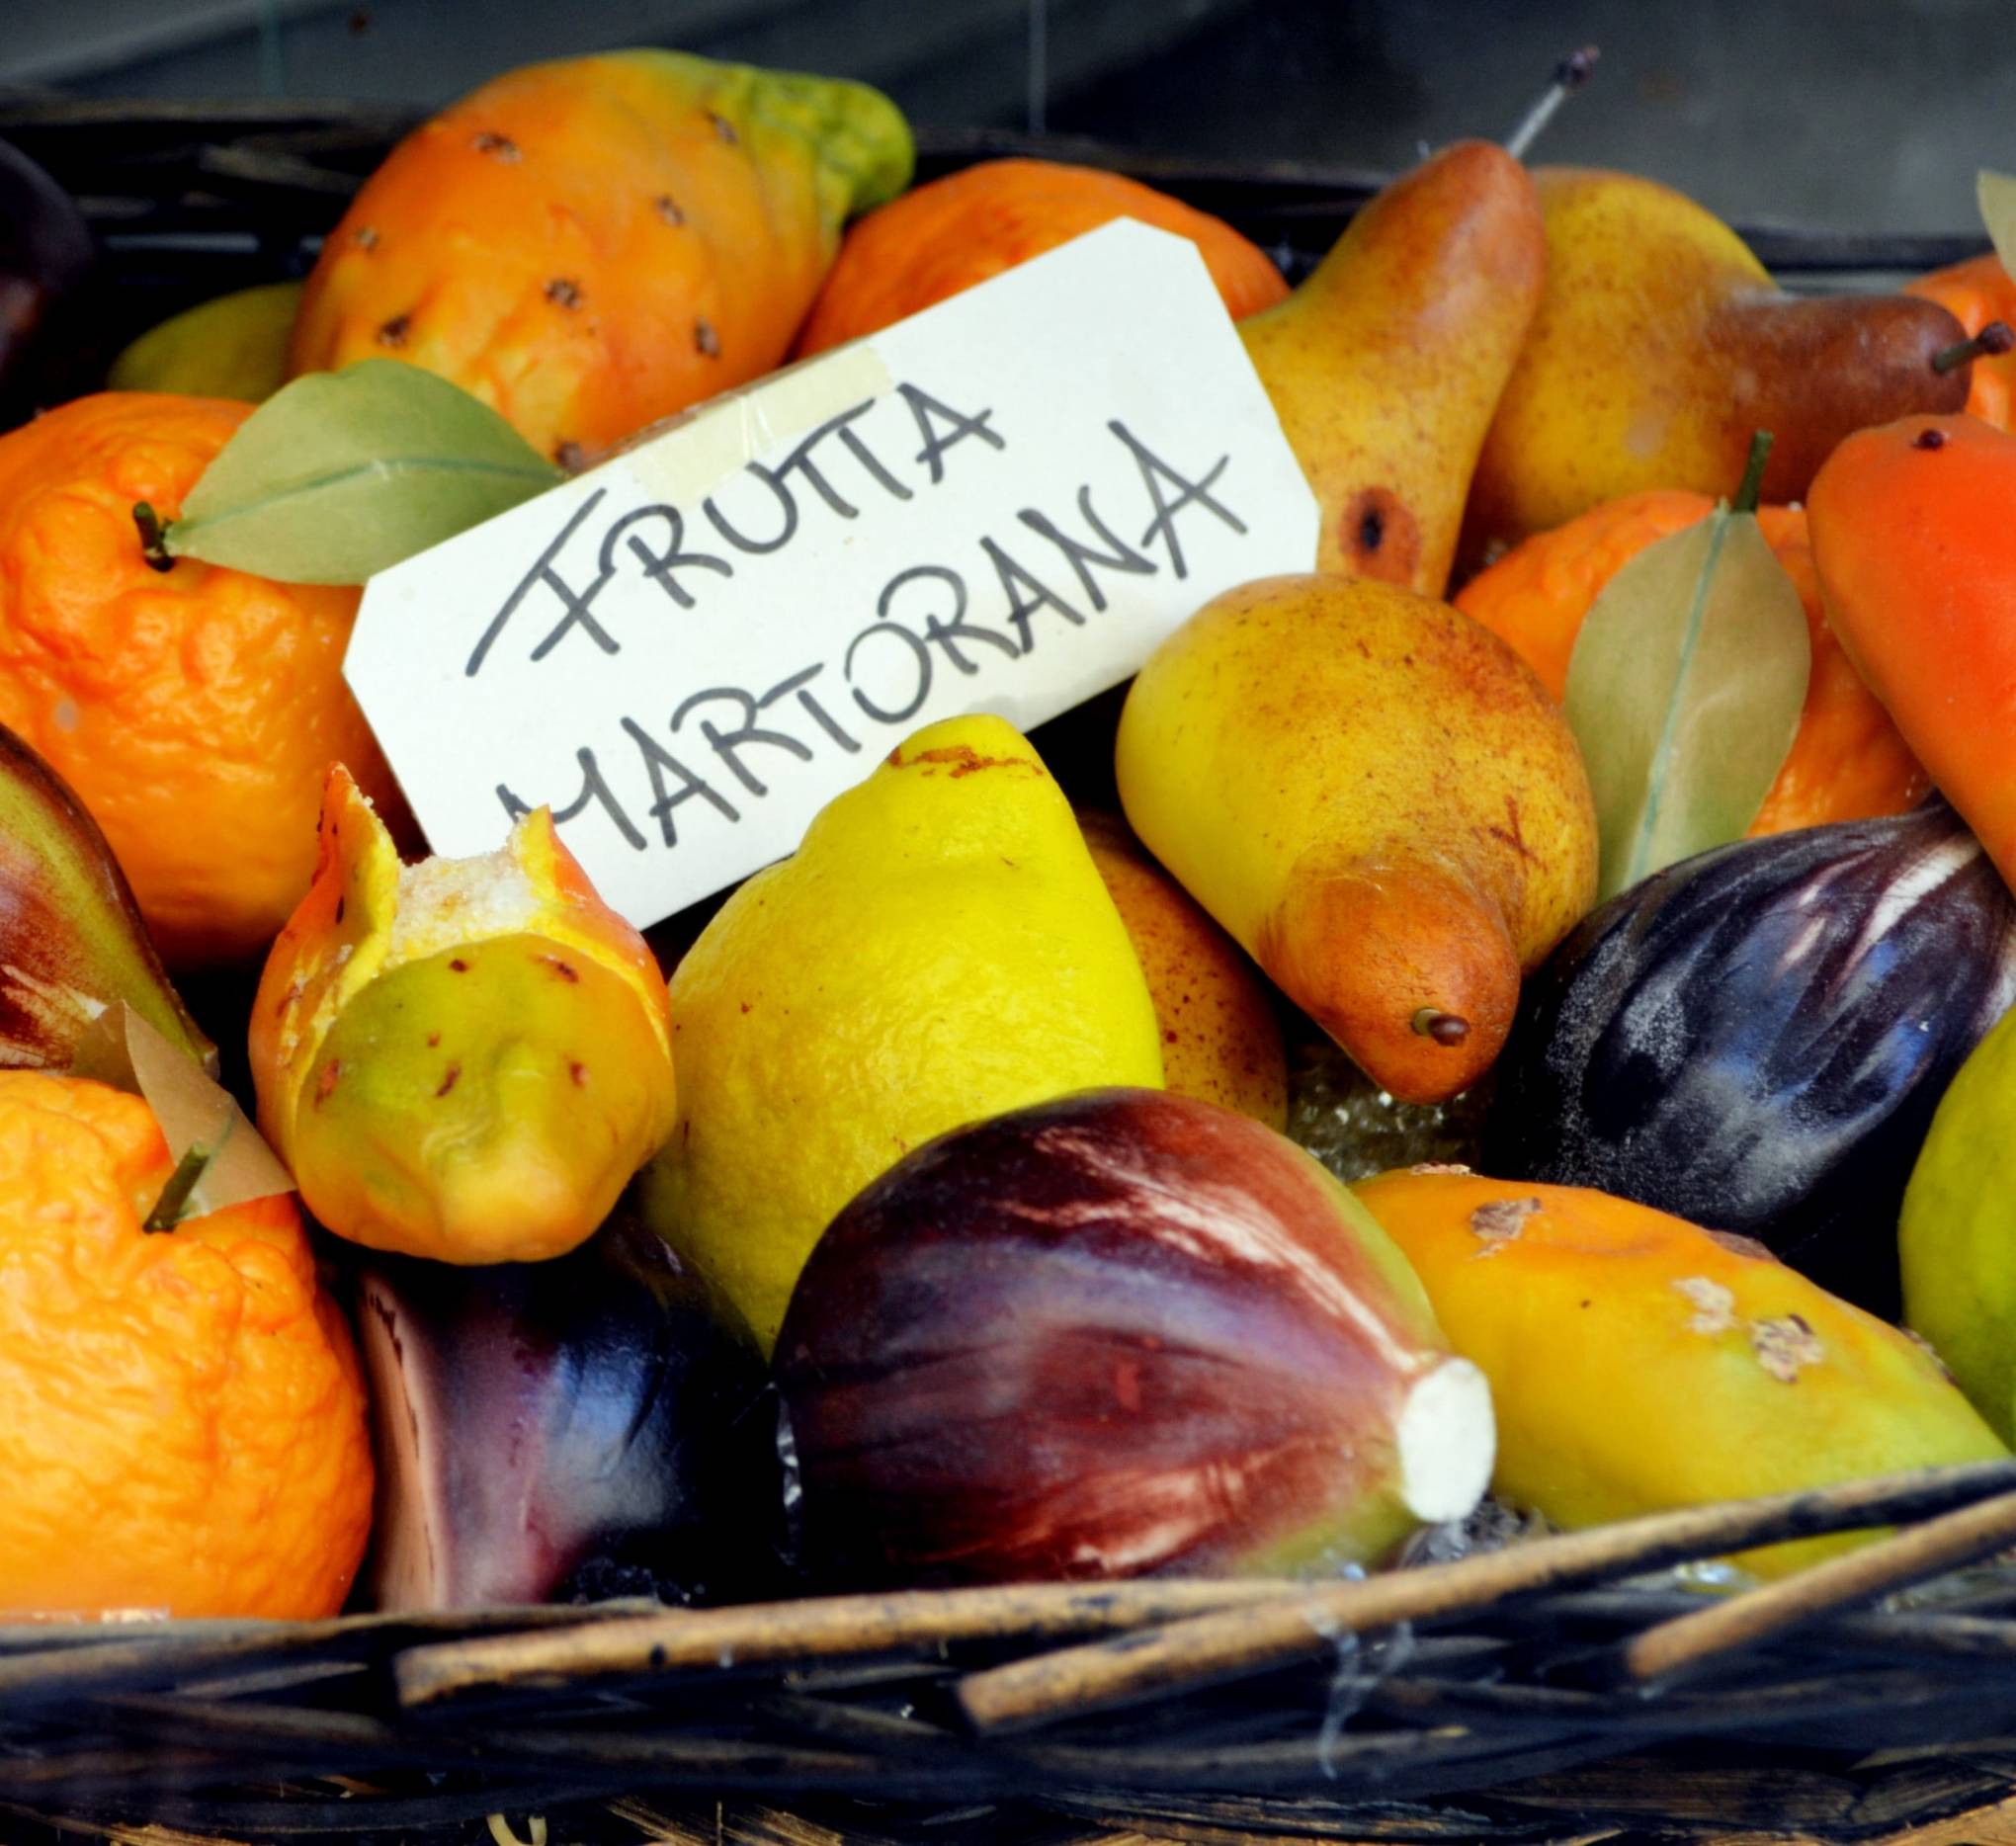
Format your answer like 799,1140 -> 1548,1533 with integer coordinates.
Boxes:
1456,489 -> 1929,839
0,392 -> 408,967
0,1071 -> 373,1619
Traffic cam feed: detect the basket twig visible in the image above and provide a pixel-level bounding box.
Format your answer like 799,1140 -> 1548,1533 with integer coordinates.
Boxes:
952,1462 -> 2016,1735
393,1579 -> 1294,1710
1623,1487 -> 2016,1684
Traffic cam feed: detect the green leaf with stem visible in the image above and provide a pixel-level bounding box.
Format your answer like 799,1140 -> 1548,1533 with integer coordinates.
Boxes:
163,360 -> 563,584
1564,433 -> 1810,902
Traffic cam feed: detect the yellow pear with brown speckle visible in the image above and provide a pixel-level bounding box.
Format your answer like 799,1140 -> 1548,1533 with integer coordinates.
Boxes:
645,714 -> 1163,1352
1237,141 -> 1545,596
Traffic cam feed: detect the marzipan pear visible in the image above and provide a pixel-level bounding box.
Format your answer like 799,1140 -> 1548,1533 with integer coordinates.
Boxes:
1116,574 -> 1597,1106
1079,808 -> 1287,1129
1238,141 -> 1545,597
1463,167 -> 1970,560
643,713 -> 1164,1353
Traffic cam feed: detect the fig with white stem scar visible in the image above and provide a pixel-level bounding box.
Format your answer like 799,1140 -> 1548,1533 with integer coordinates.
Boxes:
775,1087 -> 1493,1587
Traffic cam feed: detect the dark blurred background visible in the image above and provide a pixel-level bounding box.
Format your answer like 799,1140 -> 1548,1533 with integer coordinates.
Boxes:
3,0 -> 2011,230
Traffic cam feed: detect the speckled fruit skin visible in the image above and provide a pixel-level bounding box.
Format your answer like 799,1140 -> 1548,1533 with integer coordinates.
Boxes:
1116,574 -> 1597,1105
776,1087 -> 1490,1587
289,50 -> 912,462
1461,168 -> 1967,563
1237,140 -> 1544,596
1078,808 -> 1287,1129
252,766 -> 675,1265
643,714 -> 1163,1356
1356,1169 -> 2007,1579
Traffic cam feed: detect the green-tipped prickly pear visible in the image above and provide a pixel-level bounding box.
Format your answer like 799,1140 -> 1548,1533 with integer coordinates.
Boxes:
287,50 -> 913,460
250,767 -> 676,1263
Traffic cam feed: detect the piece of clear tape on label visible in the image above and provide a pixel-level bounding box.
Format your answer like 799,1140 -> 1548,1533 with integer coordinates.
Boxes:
622,343 -> 895,507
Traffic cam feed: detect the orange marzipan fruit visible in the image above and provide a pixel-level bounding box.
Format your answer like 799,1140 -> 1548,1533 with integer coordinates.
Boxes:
0,1072 -> 373,1620
1454,488 -> 1929,839
794,157 -> 1290,357
0,391 -> 408,968
1906,252 -> 2016,432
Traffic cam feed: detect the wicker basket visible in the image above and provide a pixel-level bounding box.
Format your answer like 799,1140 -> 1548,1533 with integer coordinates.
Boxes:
0,97 -> 2010,1846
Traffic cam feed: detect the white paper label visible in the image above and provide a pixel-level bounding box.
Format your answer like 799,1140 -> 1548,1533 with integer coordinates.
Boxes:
347,219 -> 1317,927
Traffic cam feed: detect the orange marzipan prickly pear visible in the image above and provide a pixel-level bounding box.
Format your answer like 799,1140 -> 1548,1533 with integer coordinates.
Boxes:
1454,490 -> 1930,838
1353,1168 -> 2007,1579
250,767 -> 676,1265
1808,414 -> 2016,895
288,50 -> 913,462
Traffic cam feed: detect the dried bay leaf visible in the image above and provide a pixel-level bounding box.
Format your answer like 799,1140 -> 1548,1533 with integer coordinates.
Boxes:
166,359 -> 563,584
1565,505 -> 1809,903
71,1002 -> 294,1224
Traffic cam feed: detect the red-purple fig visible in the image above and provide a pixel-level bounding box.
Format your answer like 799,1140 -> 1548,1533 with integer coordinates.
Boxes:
358,1212 -> 780,1610
775,1088 -> 1493,1586
0,722 -> 213,1074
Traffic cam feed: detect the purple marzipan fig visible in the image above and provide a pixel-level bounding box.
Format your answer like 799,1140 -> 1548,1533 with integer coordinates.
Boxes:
358,1212 -> 781,1611
776,1087 -> 1492,1587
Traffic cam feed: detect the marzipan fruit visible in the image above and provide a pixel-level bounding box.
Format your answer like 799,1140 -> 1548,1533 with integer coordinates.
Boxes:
252,767 -> 676,1264
1356,1169 -> 2007,1577
1239,141 -> 1544,596
1463,167 -> 1970,559
1117,574 -> 1597,1104
644,713 -> 1163,1354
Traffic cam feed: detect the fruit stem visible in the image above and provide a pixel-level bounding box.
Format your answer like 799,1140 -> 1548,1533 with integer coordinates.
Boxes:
1504,45 -> 1600,160
144,1141 -> 210,1233
132,502 -> 176,573
1732,430 -> 1774,515
1933,320 -> 2015,375
1411,1007 -> 1471,1047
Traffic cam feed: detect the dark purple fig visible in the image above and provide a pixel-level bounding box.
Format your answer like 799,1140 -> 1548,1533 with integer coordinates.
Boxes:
775,1087 -> 1492,1588
357,1213 -> 780,1610
0,138 -> 93,421
1484,799 -> 2016,1316
0,722 -> 213,1074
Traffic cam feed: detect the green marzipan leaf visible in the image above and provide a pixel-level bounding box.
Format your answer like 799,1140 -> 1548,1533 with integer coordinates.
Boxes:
1565,507 -> 1811,905
1979,170 -> 2016,284
167,359 -> 564,584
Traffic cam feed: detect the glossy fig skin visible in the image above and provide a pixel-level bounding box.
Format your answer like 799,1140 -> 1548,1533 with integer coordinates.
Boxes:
357,1211 -> 781,1611
0,723 -> 213,1074
776,1087 -> 1490,1589
1484,800 -> 2016,1316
